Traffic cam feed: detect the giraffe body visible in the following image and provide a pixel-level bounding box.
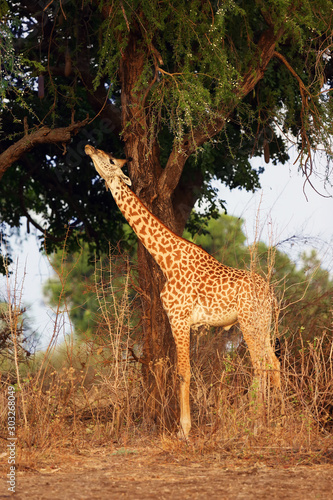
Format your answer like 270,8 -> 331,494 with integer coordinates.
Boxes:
85,145 -> 281,438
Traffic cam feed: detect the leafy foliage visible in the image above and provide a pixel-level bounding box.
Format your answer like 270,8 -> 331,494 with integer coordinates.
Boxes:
95,0 -> 333,145
43,238 -> 138,338
1,0 -> 333,268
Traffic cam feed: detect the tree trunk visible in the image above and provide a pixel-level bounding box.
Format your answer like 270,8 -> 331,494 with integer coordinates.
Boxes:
119,32 -> 184,430
136,243 -> 178,430
117,22 -> 285,431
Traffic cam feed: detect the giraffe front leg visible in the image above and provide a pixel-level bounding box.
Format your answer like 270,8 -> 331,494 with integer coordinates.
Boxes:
176,337 -> 191,439
160,284 -> 193,438
168,318 -> 192,438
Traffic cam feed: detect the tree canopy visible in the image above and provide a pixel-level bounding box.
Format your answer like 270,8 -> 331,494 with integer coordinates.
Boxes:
1,0 -> 333,269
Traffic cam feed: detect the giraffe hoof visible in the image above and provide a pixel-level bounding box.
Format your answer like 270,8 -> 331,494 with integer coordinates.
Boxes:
177,428 -> 190,441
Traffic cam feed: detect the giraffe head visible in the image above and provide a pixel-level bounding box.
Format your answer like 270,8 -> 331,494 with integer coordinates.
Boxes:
85,144 -> 131,186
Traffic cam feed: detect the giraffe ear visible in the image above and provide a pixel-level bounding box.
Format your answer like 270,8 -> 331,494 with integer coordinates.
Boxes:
117,158 -> 128,169
106,153 -> 127,169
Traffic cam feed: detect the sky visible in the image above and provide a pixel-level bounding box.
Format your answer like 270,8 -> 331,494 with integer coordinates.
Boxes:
215,155 -> 333,271
0,234 -> 65,350
1,153 -> 333,350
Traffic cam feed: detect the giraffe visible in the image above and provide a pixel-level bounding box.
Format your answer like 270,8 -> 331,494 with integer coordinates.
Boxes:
85,144 -> 281,438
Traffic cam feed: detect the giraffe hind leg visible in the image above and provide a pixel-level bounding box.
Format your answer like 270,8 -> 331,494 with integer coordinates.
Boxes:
239,320 -> 281,394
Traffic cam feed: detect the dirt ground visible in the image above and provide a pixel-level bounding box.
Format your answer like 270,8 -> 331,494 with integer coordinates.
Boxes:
1,444 -> 333,500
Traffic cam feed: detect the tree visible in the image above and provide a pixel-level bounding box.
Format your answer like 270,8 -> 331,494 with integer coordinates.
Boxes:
43,238 -> 138,337
286,250 -> 333,342
1,1 -> 333,427
0,301 -> 35,370
185,214 -> 248,268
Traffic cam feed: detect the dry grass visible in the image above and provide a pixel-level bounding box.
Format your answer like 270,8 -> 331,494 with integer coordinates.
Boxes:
1,249 -> 332,468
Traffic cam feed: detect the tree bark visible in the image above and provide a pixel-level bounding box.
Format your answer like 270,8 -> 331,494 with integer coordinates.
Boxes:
118,32 -> 181,429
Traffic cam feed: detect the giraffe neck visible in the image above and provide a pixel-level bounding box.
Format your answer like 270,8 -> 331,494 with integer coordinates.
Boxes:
107,176 -> 185,276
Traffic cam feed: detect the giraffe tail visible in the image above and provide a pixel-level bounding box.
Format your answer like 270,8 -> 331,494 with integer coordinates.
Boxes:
274,337 -> 282,360
272,293 -> 282,360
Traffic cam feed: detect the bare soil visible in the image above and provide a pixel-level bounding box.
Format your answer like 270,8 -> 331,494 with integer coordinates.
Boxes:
1,444 -> 333,499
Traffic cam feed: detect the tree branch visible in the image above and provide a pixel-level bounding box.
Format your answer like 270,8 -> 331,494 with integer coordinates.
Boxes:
273,51 -> 309,95
0,118 -> 89,181
158,25 -> 285,199
18,178 -> 64,243
272,50 -> 327,195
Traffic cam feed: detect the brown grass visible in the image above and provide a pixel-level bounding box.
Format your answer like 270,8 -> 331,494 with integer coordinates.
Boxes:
1,249 -> 332,468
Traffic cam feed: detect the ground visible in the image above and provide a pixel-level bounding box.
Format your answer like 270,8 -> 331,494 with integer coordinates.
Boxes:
1,444 -> 332,499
